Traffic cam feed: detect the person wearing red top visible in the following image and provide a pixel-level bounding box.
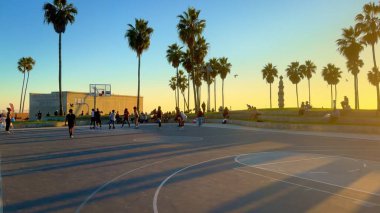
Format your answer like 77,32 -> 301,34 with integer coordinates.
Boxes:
121,108 -> 130,128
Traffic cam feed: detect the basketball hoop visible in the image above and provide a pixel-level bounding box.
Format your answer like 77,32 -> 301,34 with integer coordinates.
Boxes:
89,84 -> 111,109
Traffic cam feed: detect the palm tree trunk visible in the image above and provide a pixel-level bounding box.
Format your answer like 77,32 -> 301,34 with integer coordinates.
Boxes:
182,91 -> 187,112
137,55 -> 141,112
371,44 -> 380,110
296,84 -> 299,108
174,91 -> 176,109
269,83 -> 272,108
214,80 -> 217,112
222,79 -> 225,109
187,75 -> 190,112
308,78 -> 311,105
22,72 -> 30,113
19,71 -> 26,113
335,84 -> 337,108
356,75 -> 359,109
330,85 -> 333,109
176,67 -> 179,108
354,74 -> 358,109
192,71 -> 197,112
207,83 -> 210,112
59,33 -> 63,116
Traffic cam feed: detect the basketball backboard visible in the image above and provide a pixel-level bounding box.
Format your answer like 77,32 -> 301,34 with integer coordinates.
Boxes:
89,84 -> 111,97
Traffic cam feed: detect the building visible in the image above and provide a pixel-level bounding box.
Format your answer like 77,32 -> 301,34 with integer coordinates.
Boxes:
29,91 -> 143,119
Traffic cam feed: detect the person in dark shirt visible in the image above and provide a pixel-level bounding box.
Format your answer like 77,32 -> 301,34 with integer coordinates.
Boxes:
156,106 -> 162,127
121,108 -> 130,128
5,107 -> 11,133
65,109 -> 76,139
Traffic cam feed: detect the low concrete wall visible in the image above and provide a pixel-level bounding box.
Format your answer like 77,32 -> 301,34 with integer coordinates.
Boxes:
207,119 -> 380,135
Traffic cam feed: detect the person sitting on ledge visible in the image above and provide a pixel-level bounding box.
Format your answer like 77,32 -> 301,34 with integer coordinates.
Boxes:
299,102 -> 305,115
341,96 -> 351,110
251,107 -> 261,121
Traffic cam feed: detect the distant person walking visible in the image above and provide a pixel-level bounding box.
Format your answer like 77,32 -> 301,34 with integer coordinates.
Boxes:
156,106 -> 162,127
197,110 -> 204,127
109,110 -> 116,129
5,107 -> 11,134
90,108 -> 95,129
65,109 -> 76,139
133,106 -> 139,128
121,108 -> 130,128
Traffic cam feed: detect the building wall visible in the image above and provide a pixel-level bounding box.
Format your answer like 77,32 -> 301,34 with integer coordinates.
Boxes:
66,92 -> 143,115
29,92 -> 142,119
29,92 -> 67,119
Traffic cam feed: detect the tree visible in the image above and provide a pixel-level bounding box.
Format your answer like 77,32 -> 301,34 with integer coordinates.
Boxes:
17,57 -> 35,113
202,62 -> 214,112
125,19 -> 153,112
43,0 -> 77,116
322,64 -> 342,109
300,60 -> 317,106
368,67 -> 380,105
261,63 -> 278,108
166,43 -> 183,109
177,7 -> 206,112
169,77 -> 177,109
181,49 -> 193,112
177,70 -> 189,112
219,57 -> 232,109
356,2 -> 380,110
286,62 -> 304,108
337,26 -> 364,109
208,58 -> 220,112
193,36 -> 209,110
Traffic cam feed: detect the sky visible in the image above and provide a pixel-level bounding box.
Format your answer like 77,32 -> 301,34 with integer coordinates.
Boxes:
0,0 -> 377,112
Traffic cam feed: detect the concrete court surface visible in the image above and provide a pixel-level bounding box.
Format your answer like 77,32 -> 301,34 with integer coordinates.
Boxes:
0,123 -> 380,213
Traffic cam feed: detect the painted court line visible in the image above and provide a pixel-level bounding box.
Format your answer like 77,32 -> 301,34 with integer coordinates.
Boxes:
153,154 -> 240,213
237,155 -> 336,167
234,168 -> 379,208
76,157 -> 176,213
235,154 -> 380,197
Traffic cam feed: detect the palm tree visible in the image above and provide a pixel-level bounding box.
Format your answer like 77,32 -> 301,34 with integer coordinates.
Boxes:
300,60 -> 317,106
166,43 -> 183,109
43,0 -> 77,116
193,36 -> 209,110
262,63 -> 278,108
181,49 -> 193,112
202,63 -> 213,112
368,67 -> 380,106
169,77 -> 177,108
356,2 -> 380,110
219,57 -> 232,109
322,64 -> 342,109
177,7 -> 206,112
178,70 -> 189,112
337,26 -> 364,109
17,57 -> 35,113
125,19 -> 153,112
286,62 -> 304,108
209,58 -> 219,112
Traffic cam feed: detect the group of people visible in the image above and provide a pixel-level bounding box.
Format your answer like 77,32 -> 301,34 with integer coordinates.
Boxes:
90,108 -> 103,129
299,101 -> 312,115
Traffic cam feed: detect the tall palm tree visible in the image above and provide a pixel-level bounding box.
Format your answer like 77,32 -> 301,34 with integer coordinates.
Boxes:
181,49 -> 193,112
43,0 -> 77,116
177,7 -> 206,112
356,2 -> 380,110
300,60 -> 317,106
21,58 -> 36,113
193,36 -> 209,110
337,26 -> 364,109
209,58 -> 219,112
178,70 -> 189,112
169,77 -> 177,108
286,62 -> 304,108
125,19 -> 153,112
202,63 -> 213,112
368,67 -> 380,107
262,63 -> 278,108
322,64 -> 342,109
219,57 -> 232,109
17,57 -> 35,113
166,43 -> 183,109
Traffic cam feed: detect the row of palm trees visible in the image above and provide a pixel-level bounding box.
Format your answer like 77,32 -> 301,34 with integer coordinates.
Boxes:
166,8 -> 232,113
17,57 -> 36,113
262,2 -> 380,110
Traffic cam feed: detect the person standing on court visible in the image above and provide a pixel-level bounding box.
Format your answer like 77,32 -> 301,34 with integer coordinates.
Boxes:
109,110 -> 116,129
156,106 -> 163,127
121,108 -> 130,128
65,109 -> 76,138
90,109 -> 95,129
95,108 -> 102,128
133,106 -> 139,128
5,107 -> 11,134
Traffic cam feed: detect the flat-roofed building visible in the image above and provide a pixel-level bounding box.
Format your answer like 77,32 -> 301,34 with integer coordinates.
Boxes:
29,91 -> 142,119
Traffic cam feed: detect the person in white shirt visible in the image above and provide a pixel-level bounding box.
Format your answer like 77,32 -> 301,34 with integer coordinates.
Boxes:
109,110 -> 116,129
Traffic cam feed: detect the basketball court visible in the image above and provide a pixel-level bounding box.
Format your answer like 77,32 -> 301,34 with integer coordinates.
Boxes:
1,123 -> 380,212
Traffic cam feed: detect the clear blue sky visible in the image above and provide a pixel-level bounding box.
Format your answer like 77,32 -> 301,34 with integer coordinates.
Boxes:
0,0 -> 376,112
